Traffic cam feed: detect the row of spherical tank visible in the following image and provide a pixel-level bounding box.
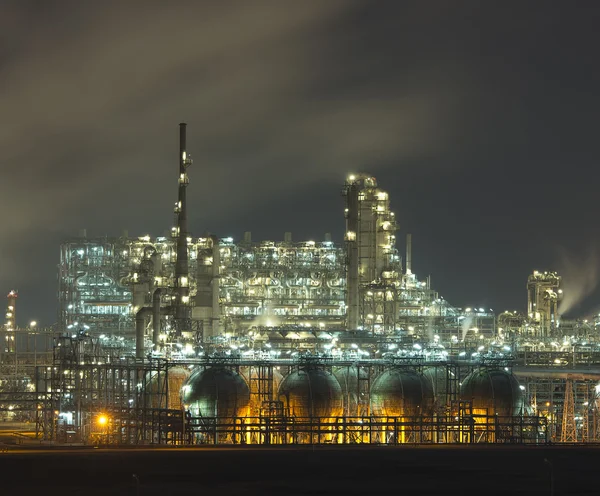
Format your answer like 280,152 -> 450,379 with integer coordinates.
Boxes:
154,365 -> 525,419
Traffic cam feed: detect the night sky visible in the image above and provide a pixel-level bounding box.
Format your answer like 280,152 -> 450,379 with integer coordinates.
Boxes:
2,1 -> 600,326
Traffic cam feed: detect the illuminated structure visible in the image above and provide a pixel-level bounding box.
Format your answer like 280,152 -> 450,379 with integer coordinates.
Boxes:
527,271 -> 561,336
58,171 -> 496,352
11,123 -> 600,446
32,332 -> 550,446
5,290 -> 17,332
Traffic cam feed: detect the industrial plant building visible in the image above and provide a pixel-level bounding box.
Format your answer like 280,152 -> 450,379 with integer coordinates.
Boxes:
2,123 -> 600,448
57,173 -> 496,352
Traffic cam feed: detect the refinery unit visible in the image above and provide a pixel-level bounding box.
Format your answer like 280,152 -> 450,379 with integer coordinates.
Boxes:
2,123 -> 600,447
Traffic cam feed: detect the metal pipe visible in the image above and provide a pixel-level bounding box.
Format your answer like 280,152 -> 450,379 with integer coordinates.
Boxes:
152,289 -> 162,351
406,233 -> 412,274
135,307 -> 152,359
513,367 -> 600,380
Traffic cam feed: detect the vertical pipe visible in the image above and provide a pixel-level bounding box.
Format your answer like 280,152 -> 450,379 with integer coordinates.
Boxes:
346,182 -> 359,330
406,233 -> 412,274
174,123 -> 190,334
152,289 -> 162,351
211,236 -> 221,338
136,308 -> 152,359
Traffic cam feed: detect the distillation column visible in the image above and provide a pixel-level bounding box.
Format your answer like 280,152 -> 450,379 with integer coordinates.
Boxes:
344,175 -> 400,333
193,236 -> 221,341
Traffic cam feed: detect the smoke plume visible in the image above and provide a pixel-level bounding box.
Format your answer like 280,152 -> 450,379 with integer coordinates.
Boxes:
461,316 -> 474,342
557,246 -> 600,316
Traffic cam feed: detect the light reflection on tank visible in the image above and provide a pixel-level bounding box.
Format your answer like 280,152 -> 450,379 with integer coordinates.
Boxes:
182,367 -> 250,418
370,369 -> 434,417
460,368 -> 525,417
278,368 -> 343,419
333,365 -> 369,416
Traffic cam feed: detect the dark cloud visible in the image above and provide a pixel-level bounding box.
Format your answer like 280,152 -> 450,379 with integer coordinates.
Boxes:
1,1 -> 600,324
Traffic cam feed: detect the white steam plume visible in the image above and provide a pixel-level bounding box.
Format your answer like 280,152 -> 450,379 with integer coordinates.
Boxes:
557,247 -> 600,316
461,316 -> 474,342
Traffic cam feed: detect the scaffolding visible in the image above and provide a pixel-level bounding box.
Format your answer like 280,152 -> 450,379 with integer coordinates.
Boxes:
28,351 -> 553,446
185,412 -> 546,446
35,334 -> 185,444
519,372 -> 599,443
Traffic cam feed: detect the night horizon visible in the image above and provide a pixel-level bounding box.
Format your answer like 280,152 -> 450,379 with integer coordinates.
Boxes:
5,4 -> 600,493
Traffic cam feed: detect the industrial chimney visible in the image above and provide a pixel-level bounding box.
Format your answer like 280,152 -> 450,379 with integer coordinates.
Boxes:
173,123 -> 192,335
406,233 -> 412,274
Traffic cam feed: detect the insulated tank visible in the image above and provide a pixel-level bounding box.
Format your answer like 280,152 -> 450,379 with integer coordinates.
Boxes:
333,365 -> 368,416
145,366 -> 190,410
182,367 -> 250,418
460,368 -> 524,416
370,369 -> 434,417
278,368 -> 343,418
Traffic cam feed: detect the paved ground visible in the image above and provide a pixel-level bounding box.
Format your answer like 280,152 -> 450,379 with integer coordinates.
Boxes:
1,445 -> 598,495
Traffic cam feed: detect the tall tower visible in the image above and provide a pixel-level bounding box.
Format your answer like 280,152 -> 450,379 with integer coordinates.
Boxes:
193,235 -> 221,341
561,378 -> 577,443
344,178 -> 360,330
173,123 -> 192,335
5,290 -> 17,353
527,271 -> 561,336
5,290 -> 17,331
343,174 -> 400,331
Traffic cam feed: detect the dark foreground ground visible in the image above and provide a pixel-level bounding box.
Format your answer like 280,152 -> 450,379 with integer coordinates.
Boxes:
1,445 -> 598,496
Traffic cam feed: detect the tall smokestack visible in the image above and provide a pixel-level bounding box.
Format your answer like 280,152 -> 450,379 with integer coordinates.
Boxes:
345,180 -> 359,331
174,123 -> 191,334
406,233 -> 412,274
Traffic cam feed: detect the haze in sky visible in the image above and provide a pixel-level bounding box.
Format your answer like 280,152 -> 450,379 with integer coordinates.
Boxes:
1,1 -> 600,325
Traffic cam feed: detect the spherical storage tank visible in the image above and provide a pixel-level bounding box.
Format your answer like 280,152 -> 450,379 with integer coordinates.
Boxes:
278,368 -> 343,418
181,367 -> 250,418
145,366 -> 190,410
370,369 -> 434,417
459,368 -> 524,416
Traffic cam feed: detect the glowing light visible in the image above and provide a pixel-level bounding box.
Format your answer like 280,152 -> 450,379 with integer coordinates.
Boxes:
97,415 -> 108,426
